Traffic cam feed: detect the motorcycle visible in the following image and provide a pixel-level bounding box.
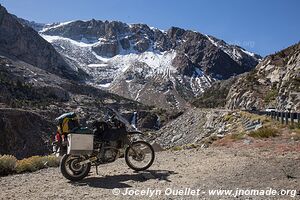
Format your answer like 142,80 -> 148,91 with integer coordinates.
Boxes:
59,107 -> 155,181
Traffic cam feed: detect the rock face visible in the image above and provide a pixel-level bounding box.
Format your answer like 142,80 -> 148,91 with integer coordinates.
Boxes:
0,108 -> 54,159
13,15 -> 45,32
0,5 -> 80,80
226,42 -> 300,111
152,108 -> 230,148
36,19 -> 261,110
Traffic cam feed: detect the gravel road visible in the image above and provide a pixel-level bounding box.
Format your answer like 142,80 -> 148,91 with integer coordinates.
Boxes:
0,147 -> 299,200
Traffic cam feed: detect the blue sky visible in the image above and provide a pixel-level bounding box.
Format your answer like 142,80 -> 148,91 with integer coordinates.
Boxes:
0,0 -> 299,56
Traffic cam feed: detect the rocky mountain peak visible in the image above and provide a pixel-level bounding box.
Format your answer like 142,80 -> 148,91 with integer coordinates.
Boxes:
22,18 -> 261,109
42,19 -> 131,41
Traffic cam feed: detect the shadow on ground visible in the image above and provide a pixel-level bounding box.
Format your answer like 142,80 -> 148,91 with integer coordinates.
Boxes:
71,170 -> 177,189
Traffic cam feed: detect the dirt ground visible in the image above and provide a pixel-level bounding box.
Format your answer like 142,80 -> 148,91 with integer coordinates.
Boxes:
0,146 -> 299,200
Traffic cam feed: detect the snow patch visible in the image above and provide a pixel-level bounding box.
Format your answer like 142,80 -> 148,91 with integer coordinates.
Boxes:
41,35 -> 95,47
107,50 -> 177,78
40,21 -> 74,32
88,63 -> 108,68
92,52 -> 111,62
240,48 -> 255,57
99,82 -> 111,88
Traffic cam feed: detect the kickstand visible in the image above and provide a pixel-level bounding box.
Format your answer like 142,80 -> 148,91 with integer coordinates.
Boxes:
96,165 -> 99,175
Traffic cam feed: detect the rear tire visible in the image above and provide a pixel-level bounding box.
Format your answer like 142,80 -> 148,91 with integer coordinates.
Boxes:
125,141 -> 155,171
60,154 -> 91,182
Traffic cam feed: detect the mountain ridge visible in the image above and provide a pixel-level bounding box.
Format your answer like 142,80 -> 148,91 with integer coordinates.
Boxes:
27,19 -> 261,109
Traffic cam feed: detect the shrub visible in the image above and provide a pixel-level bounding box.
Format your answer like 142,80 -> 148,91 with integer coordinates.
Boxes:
15,155 -> 60,173
184,143 -> 199,149
202,135 -> 219,146
0,155 -> 17,176
16,156 -> 46,173
42,155 -> 60,167
171,146 -> 183,151
229,132 -> 245,140
288,123 -> 300,130
224,114 -> 234,122
0,155 -> 60,176
264,89 -> 278,103
248,127 -> 278,138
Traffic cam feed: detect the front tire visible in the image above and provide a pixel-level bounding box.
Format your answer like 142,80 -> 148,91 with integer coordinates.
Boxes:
60,154 -> 91,182
125,141 -> 155,171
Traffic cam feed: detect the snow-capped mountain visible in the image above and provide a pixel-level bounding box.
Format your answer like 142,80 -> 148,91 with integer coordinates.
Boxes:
36,20 -> 260,109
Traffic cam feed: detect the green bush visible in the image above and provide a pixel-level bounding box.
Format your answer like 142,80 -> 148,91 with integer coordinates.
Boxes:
249,127 -> 278,138
0,155 -> 17,175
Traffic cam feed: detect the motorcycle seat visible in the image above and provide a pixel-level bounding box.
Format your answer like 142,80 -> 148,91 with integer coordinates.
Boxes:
70,127 -> 92,134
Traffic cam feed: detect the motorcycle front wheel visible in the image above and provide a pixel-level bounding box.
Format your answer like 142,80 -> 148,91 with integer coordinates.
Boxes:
125,141 -> 155,171
60,154 -> 91,182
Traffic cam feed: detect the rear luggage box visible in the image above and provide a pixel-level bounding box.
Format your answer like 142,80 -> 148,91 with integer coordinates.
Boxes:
67,133 -> 94,155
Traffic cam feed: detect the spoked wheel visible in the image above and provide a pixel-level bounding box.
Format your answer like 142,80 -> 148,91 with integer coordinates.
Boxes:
125,141 -> 155,171
60,154 -> 91,181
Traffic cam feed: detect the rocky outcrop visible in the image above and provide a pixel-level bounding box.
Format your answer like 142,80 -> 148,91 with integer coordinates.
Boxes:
92,41 -> 119,57
171,54 -> 195,76
0,5 -> 79,80
226,42 -> 300,111
152,109 -> 231,148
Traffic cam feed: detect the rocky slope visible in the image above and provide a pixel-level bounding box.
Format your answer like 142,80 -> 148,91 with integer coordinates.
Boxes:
226,42 -> 300,111
152,109 -> 230,148
0,5 -> 84,80
35,19 -> 261,109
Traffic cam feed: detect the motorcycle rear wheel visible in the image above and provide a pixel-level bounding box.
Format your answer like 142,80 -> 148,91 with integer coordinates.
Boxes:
60,154 -> 91,181
125,141 -> 155,171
